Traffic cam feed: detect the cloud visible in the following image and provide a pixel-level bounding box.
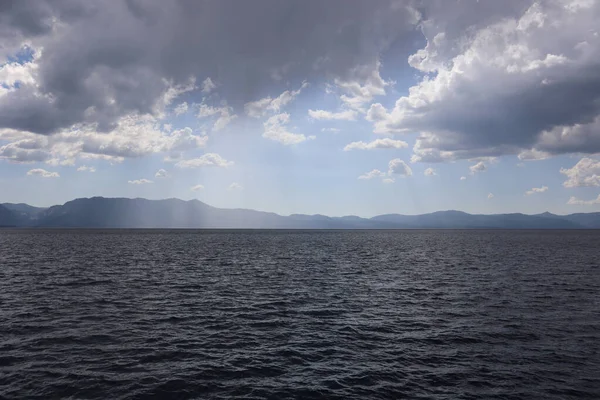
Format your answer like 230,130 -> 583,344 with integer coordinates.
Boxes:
77,165 -> 96,172
244,98 -> 272,119
197,103 -> 237,131
357,159 -> 413,183
388,159 -> 412,177
228,182 -> 243,191
175,153 -> 233,168
525,186 -> 548,195
155,169 -> 169,178
262,113 -> 309,145
308,109 -> 358,121
201,78 -> 216,94
0,1 -> 418,135
424,168 -> 436,176
0,116 -> 208,165
173,102 -> 188,116
358,169 -> 385,180
27,168 -> 59,178
47,158 -> 75,167
190,184 -> 204,191
128,179 -> 153,185
343,138 -> 408,151
332,61 -> 392,112
469,161 -> 486,175
537,115 -> 600,156
560,158 -> 600,188
245,81 -> 308,118
0,59 -> 37,88
460,176 -> 467,180
518,149 -> 551,161
74,122 -> 208,160
322,128 -> 341,133
0,137 -> 50,163
367,0 -> 600,161
8,0 -> 600,177
568,194 -> 600,205
488,193 -> 494,199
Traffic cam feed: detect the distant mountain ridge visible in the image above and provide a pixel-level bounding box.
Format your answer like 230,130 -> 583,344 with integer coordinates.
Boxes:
1,197 -> 600,229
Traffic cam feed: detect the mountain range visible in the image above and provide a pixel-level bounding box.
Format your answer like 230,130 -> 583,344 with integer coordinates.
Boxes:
1,197 -> 599,229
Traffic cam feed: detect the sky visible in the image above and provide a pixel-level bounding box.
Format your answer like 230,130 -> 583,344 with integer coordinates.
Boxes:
1,0 -> 600,217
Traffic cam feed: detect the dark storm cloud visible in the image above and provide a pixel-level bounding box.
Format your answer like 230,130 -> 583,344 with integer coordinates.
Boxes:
408,64 -> 600,150
0,1 -> 53,37
0,0 -> 89,54
0,0 -> 420,135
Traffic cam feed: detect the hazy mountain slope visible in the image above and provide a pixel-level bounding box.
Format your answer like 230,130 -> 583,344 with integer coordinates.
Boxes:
534,211 -> 600,228
32,197 -> 389,228
2,203 -> 47,215
0,204 -> 20,227
37,197 -> 213,228
558,213 -> 600,229
35,197 -> 318,228
370,211 -> 581,229
2,203 -> 48,225
0,196 -> 597,229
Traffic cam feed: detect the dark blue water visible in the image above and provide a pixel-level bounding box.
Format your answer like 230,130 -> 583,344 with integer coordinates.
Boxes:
0,229 -> 599,399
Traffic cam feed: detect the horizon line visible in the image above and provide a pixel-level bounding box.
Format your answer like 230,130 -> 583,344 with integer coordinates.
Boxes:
1,196 -> 591,219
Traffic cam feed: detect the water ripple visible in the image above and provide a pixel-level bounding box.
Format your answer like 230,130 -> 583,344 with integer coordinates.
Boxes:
1,229 -> 599,399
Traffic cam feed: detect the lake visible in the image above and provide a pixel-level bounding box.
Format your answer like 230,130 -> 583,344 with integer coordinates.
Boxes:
1,229 -> 599,399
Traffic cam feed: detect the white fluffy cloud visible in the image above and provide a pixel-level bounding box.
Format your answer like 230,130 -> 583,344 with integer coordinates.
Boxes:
77,165 -> 96,173
0,59 -> 37,89
424,168 -> 437,176
155,169 -> 169,178
175,153 -> 233,168
322,128 -> 341,133
388,159 -> 412,177
560,158 -> 600,188
460,176 -> 467,181
245,81 -> 308,118
488,193 -> 494,199
47,158 -> 76,167
262,113 -> 311,145
525,186 -> 548,195
190,184 -> 204,191
358,169 -> 385,180
308,109 -> 358,121
173,102 -> 189,116
568,194 -> 600,205
469,161 -> 486,175
368,0 -> 600,162
0,116 -> 208,165
518,149 -> 551,161
228,182 -> 243,191
201,78 -> 217,94
74,121 -> 207,162
360,160 -> 412,181
128,179 -> 153,185
27,168 -> 59,178
197,103 -> 237,131
344,138 -> 408,151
